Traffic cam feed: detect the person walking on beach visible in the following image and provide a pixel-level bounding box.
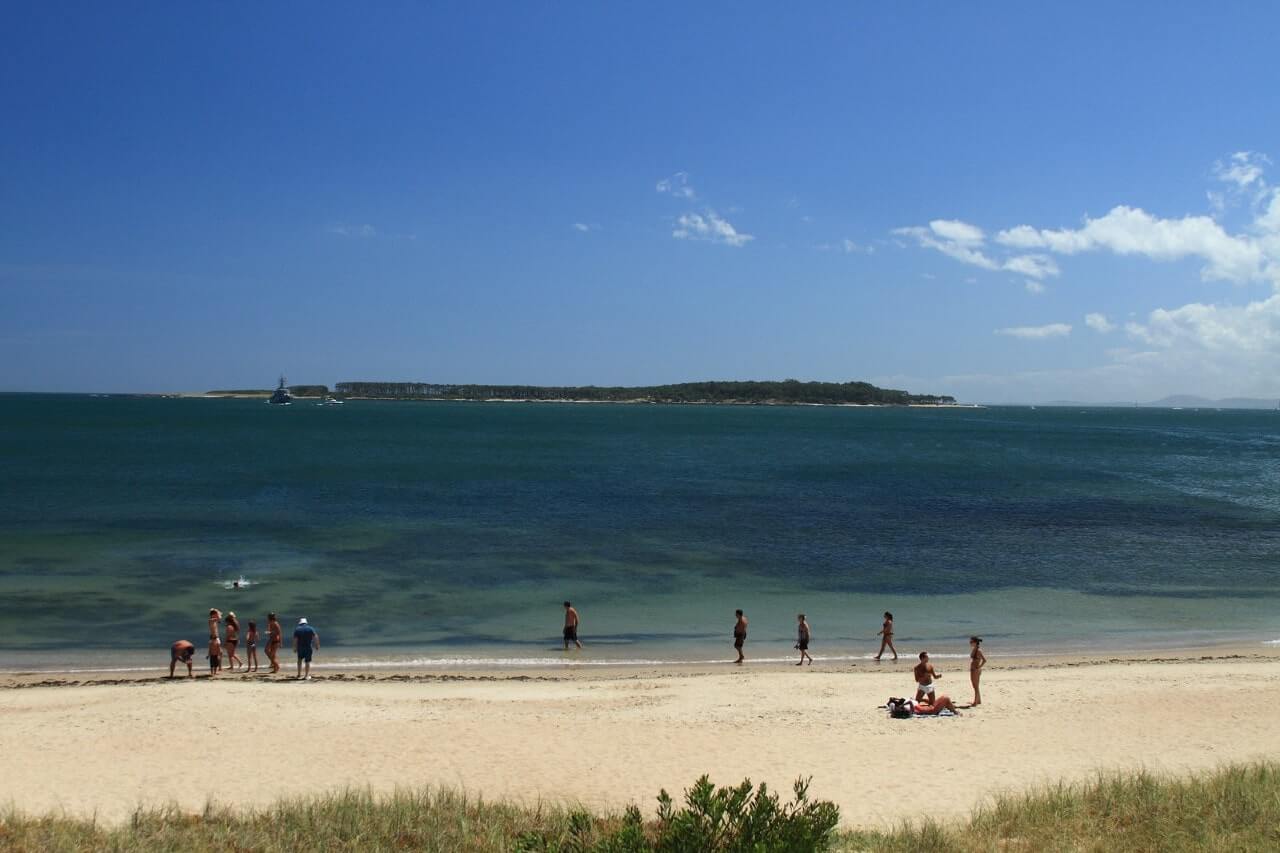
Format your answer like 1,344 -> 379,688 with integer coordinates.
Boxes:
208,634 -> 222,676
733,609 -> 748,664
874,611 -> 897,662
914,651 -> 941,702
293,617 -> 319,680
968,636 -> 987,706
563,601 -> 582,650
795,614 -> 813,666
265,612 -> 283,674
224,612 -> 242,671
169,640 -> 196,678
245,620 -> 259,673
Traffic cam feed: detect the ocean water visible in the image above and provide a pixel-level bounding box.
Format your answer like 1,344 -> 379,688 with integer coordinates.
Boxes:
1,394 -> 1278,671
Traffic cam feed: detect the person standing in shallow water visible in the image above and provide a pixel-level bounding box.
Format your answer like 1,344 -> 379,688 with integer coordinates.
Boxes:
293,617 -> 319,680
795,614 -> 813,666
169,640 -> 195,678
245,620 -> 259,672
224,612 -> 242,671
874,611 -> 897,662
562,601 -> 582,650
733,609 -> 748,664
969,636 -> 987,706
265,612 -> 283,674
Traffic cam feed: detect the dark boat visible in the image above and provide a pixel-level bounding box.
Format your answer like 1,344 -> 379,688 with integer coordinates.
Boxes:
268,376 -> 294,405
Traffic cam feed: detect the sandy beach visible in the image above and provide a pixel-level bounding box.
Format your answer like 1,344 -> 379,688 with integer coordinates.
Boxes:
2,650 -> 1277,829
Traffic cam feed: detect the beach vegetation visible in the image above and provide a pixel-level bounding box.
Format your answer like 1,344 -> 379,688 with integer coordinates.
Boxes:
1,763 -> 1277,852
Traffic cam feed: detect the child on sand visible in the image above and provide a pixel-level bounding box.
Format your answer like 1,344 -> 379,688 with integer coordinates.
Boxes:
874,611 -> 897,662
208,635 -> 222,676
795,614 -> 813,665
246,620 -> 259,672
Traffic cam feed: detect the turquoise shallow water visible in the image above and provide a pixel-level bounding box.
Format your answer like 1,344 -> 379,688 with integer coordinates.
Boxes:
1,394 -> 1278,670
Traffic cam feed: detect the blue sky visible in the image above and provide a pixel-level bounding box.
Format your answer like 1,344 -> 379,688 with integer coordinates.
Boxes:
3,3 -> 1279,402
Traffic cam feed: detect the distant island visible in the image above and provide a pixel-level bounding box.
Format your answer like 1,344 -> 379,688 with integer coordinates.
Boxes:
1043,395 -> 1279,410
207,380 -> 957,406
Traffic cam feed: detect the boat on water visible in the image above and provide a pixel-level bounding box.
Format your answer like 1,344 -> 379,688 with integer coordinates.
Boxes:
268,376 -> 294,405
317,395 -> 345,406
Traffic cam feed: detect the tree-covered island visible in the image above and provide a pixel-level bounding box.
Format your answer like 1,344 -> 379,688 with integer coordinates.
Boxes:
322,380 -> 956,405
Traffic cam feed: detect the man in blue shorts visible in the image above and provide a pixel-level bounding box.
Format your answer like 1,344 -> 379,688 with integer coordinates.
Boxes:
293,617 -> 319,680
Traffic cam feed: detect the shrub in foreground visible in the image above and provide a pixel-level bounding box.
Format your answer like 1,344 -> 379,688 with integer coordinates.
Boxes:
518,775 -> 840,852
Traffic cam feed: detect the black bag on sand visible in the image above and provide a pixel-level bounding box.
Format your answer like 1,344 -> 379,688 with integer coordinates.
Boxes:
886,697 -> 913,719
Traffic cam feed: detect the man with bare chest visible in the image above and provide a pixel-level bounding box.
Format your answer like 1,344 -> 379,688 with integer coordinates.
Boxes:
563,601 -> 582,650
914,651 -> 941,701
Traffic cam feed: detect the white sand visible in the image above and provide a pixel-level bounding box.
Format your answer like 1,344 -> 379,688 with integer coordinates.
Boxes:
1,655 -> 1277,828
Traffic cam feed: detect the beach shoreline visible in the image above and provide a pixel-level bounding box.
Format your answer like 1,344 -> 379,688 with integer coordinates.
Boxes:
2,650 -> 1277,829
2,640 -> 1275,686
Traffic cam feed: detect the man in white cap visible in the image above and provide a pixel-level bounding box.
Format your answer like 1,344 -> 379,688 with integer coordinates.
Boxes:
292,617 -> 319,680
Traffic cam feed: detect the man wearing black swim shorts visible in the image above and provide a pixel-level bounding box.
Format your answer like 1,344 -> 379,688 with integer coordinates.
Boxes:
563,601 -> 582,650
169,639 -> 195,678
733,609 -> 748,664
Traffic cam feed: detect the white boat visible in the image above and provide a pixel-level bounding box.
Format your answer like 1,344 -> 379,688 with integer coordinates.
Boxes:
317,395 -> 345,406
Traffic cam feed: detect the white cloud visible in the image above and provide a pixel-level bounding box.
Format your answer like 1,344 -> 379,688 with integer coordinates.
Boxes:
893,223 -> 1000,270
1124,293 -> 1280,352
656,172 -> 696,199
1085,312 -> 1116,333
673,211 -> 753,247
929,219 -> 985,245
327,224 -> 377,238
1214,151 -> 1270,190
1003,254 -> 1060,280
1024,280 -> 1046,294
995,205 -> 1270,284
895,220 -> 1061,279
995,323 -> 1072,339
571,223 -> 599,233
904,154 -> 1280,292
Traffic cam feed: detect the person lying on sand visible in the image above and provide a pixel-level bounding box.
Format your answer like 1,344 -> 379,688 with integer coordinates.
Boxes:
914,651 -> 941,701
169,640 -> 195,678
912,694 -> 960,715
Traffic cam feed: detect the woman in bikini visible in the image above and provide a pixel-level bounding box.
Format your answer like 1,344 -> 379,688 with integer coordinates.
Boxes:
245,620 -> 259,672
208,608 -> 222,643
969,635 -> 987,706
874,611 -> 897,662
265,612 -> 283,674
224,612 -> 242,671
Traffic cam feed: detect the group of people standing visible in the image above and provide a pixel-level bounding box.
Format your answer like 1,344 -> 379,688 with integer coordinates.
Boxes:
727,608 -> 987,707
169,609 -> 320,680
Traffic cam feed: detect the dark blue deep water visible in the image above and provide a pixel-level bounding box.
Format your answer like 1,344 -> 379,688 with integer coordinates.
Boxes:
2,394 -> 1278,667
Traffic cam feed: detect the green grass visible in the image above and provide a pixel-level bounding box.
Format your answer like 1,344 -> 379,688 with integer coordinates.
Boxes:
843,762 -> 1280,853
2,763 -> 1278,852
